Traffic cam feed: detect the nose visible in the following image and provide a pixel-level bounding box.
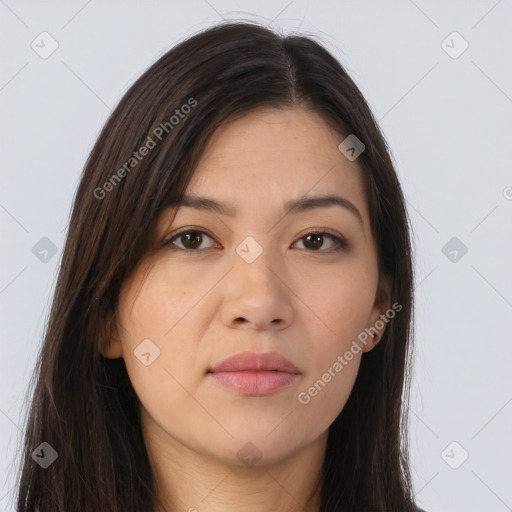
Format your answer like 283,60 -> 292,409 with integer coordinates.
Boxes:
220,244 -> 294,331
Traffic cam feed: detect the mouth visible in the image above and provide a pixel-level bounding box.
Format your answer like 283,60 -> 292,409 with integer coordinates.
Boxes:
207,370 -> 300,396
207,351 -> 302,396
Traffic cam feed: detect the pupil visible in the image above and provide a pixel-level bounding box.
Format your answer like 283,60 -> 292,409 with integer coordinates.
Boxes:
305,234 -> 322,250
183,231 -> 201,249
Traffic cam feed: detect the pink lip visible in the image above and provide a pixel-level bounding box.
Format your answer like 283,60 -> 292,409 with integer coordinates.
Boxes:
207,351 -> 301,396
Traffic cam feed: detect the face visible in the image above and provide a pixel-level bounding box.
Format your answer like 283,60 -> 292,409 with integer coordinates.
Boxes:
105,106 -> 389,467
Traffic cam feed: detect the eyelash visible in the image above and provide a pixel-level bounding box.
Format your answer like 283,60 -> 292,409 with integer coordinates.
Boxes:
163,228 -> 348,255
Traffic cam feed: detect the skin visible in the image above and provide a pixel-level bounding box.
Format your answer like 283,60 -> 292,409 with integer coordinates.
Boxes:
103,106 -> 390,512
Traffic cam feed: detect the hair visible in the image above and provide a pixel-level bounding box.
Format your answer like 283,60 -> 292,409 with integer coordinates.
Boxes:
13,20 -> 420,512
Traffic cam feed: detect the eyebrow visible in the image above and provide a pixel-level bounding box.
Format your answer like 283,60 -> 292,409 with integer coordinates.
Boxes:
165,193 -> 363,226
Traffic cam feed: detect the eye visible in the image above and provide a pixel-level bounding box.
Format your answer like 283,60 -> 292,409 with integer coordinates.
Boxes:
293,231 -> 348,253
164,229 -> 218,253
164,228 -> 348,254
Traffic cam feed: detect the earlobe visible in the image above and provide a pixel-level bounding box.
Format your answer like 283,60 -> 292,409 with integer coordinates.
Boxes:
361,313 -> 387,353
371,330 -> 382,346
361,326 -> 384,353
362,273 -> 392,353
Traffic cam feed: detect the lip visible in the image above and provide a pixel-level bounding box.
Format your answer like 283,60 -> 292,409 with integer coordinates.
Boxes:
207,351 -> 301,396
209,351 -> 301,374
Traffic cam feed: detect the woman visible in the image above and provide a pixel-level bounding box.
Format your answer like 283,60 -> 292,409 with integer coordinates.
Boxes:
15,21 -> 424,512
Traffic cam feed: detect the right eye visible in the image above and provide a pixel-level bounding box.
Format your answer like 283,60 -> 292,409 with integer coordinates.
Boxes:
164,228 -> 220,253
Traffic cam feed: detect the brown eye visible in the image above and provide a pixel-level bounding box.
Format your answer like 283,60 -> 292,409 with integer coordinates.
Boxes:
180,231 -> 202,250
303,233 -> 323,250
294,232 -> 348,253
164,229 -> 217,252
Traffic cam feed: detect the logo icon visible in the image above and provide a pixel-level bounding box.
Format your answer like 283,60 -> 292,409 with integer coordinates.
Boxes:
236,236 -> 263,264
31,442 -> 58,469
237,442 -> 262,468
134,338 -> 161,366
338,134 -> 365,161
441,441 -> 469,469
31,32 -> 59,59
442,237 -> 468,263
32,237 -> 58,263
441,32 -> 469,59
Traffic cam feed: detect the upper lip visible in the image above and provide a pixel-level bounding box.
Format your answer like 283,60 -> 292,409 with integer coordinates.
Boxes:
208,351 -> 301,374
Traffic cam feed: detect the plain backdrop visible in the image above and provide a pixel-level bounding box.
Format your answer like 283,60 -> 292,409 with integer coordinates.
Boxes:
1,1 -> 511,511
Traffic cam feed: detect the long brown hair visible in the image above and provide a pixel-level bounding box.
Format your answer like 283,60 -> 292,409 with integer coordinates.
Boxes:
14,21 -> 419,511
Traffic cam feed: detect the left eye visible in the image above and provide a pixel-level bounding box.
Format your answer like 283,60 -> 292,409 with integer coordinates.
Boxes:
293,232 -> 347,252
164,229 -> 347,253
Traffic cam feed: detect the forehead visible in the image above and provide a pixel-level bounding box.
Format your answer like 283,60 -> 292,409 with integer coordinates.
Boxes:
198,106 -> 350,167
151,107 -> 374,249
186,107 -> 369,217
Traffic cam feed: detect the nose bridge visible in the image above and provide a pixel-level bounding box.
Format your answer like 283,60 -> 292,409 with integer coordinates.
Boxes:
232,233 -> 281,290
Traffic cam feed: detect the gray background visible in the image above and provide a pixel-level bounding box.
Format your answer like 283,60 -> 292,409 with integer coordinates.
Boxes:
1,1 -> 511,511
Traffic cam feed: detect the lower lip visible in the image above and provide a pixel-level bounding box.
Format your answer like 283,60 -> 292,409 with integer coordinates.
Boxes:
209,371 -> 300,395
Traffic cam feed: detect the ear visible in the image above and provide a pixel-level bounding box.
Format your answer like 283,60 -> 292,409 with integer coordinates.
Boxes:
361,273 -> 392,353
100,313 -> 124,359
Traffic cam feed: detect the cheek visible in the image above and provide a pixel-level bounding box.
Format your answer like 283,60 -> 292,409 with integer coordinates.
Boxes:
115,262 -> 204,403
115,267 -> 214,452
294,259 -> 376,413
302,259 -> 377,347
118,259 -> 212,343
292,286 -> 370,435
